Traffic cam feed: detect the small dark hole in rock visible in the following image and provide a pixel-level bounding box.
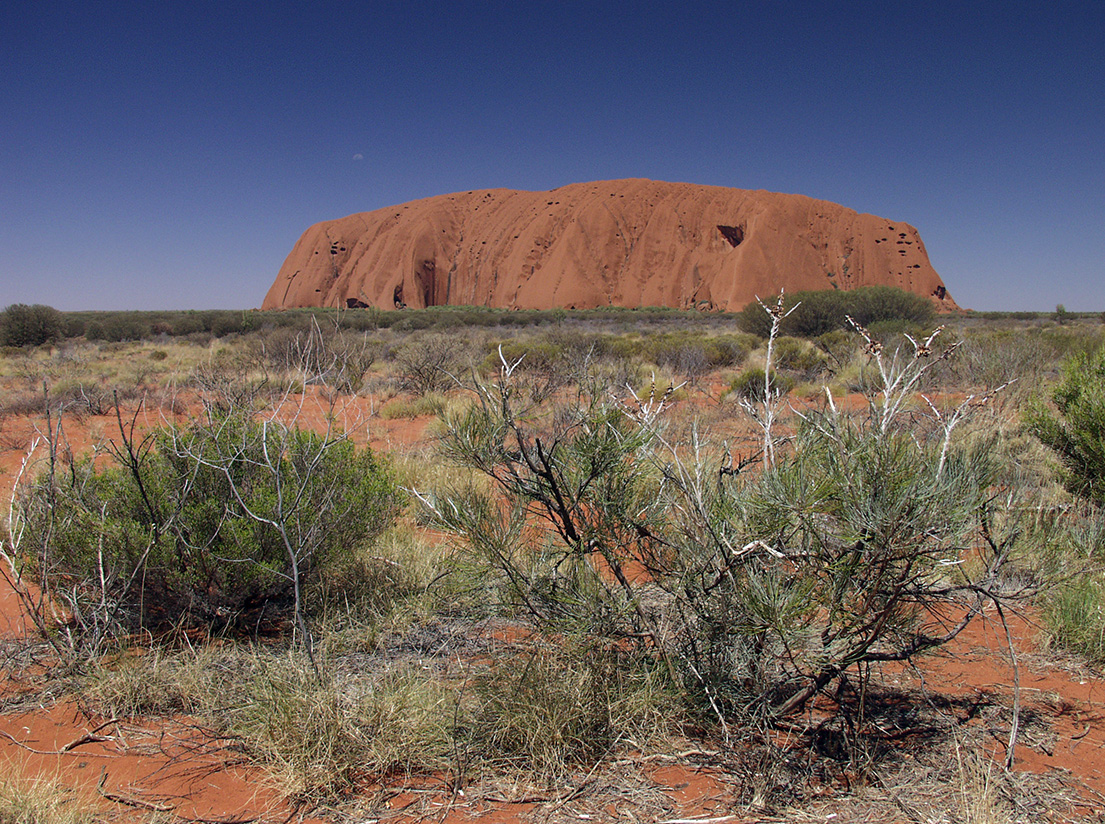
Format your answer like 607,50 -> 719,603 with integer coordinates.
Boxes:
717,224 -> 746,248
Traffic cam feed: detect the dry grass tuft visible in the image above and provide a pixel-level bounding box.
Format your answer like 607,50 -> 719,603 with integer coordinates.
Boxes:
0,760 -> 97,824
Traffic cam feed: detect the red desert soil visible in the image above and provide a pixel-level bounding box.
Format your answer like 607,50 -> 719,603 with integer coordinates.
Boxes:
263,178 -> 958,313
3,399 -> 1105,822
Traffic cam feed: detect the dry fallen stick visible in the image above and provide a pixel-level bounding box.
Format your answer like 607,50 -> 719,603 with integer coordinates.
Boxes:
0,727 -> 118,757
96,770 -> 176,813
614,749 -> 721,766
61,717 -> 121,751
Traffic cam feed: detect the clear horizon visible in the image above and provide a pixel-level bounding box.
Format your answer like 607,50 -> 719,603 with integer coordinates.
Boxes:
2,1 -> 1102,313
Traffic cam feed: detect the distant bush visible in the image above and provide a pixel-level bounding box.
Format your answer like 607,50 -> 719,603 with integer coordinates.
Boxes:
0,303 -> 65,347
736,287 -> 936,338
771,336 -> 827,377
393,335 -> 465,395
728,367 -> 794,402
642,332 -> 751,380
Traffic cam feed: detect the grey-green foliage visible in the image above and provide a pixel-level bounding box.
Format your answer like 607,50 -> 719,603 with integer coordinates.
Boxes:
668,413 -> 997,717
18,411 -> 401,640
423,345 -> 1012,722
736,286 -> 936,339
1027,346 -> 1105,505
729,367 -> 795,402
427,372 -> 661,636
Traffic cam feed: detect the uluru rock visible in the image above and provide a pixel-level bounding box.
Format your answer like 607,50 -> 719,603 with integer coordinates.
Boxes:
263,179 -> 956,312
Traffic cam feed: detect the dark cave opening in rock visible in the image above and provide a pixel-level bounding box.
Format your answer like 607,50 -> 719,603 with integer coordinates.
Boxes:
717,224 -> 745,248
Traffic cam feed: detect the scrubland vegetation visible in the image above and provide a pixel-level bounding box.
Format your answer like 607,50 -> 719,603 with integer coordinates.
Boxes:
1,291 -> 1104,820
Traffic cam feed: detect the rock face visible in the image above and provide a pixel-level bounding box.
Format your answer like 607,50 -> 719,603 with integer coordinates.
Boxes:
263,179 -> 955,312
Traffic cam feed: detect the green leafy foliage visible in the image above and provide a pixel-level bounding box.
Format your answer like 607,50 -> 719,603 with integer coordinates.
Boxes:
728,367 -> 795,402
0,303 -> 65,347
18,413 -> 401,635
1027,346 -> 1105,504
736,287 -> 936,338
670,413 -> 994,716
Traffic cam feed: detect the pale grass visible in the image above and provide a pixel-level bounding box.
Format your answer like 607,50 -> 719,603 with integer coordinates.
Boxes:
0,758 -> 97,824
232,655 -> 454,801
82,643 -> 250,720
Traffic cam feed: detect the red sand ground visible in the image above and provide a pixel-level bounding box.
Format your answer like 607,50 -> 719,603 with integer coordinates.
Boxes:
2,399 -> 1104,822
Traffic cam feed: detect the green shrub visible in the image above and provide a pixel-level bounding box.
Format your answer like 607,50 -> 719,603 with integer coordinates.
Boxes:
771,336 -> 827,376
427,335 -> 1010,729
0,303 -> 65,347
18,413 -> 401,636
83,320 -> 105,341
1027,347 -> 1105,504
99,316 -> 150,342
728,367 -> 794,402
866,318 -> 925,342
736,287 -> 936,338
814,329 -> 859,367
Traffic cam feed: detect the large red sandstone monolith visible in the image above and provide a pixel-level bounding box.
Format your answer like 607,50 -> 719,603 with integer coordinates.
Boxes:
263,179 -> 955,312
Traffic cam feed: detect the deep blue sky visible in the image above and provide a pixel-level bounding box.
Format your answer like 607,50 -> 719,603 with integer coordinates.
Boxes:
2,1 -> 1102,311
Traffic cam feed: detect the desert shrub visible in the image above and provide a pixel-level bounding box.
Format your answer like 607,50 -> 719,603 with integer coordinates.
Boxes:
814,329 -> 859,367
210,311 -> 246,337
99,316 -> 149,342
63,316 -> 87,338
865,318 -> 926,342
640,331 -> 751,382
848,285 -> 936,328
736,287 -> 936,338
378,392 -> 445,419
16,412 -> 401,640
958,330 -> 1054,391
0,303 -> 65,347
728,367 -> 794,402
424,324 -> 1015,733
393,334 -> 464,394
772,289 -> 851,338
484,336 -> 578,399
1027,347 -> 1105,504
82,320 -> 105,341
670,413 -> 998,718
170,312 -> 208,336
256,325 -> 378,394
771,336 -> 827,377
